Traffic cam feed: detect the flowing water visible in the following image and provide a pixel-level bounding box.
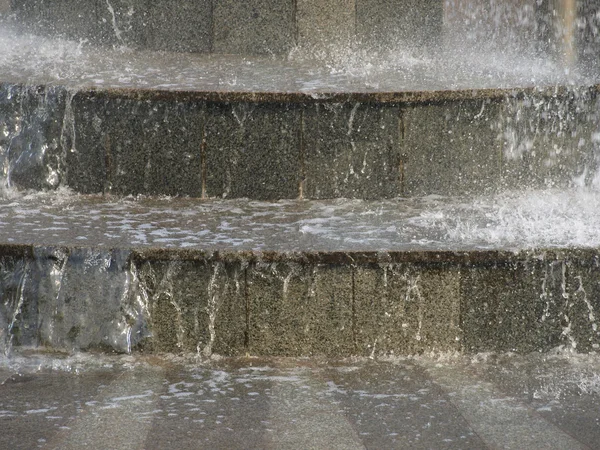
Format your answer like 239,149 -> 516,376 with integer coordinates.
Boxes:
2,188 -> 600,252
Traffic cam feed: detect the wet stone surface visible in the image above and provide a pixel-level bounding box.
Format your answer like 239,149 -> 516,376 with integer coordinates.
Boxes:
204,102 -> 300,200
69,95 -> 204,196
3,189 -> 600,252
0,26 -> 596,93
0,32 -> 597,199
0,352 -> 598,449
2,191 -> 600,356
303,103 -> 401,199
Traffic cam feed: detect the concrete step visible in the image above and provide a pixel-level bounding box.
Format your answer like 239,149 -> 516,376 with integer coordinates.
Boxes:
1,351 -> 598,449
1,191 -> 600,357
1,40 -> 600,199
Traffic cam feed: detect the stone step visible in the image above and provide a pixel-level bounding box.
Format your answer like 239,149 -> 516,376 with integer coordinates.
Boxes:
1,43 -> 600,199
1,191 -> 600,356
0,26 -> 598,200
5,81 -> 600,200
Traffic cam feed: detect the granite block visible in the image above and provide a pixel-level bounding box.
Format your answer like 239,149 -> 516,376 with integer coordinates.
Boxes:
136,260 -> 180,352
142,0 -> 212,53
307,264 -> 355,356
354,264 -> 461,356
137,258 -> 246,355
577,1 -> 600,69
11,0 -> 100,40
247,262 -> 311,356
95,0 -> 145,47
0,255 -> 34,350
248,262 -> 355,356
460,259 -> 564,353
498,93 -> 597,189
33,248 -> 143,352
213,0 -> 295,55
556,259 -> 600,352
356,0 -> 443,49
402,99 -> 503,196
204,102 -> 300,200
68,94 -> 109,194
304,103 -> 400,199
210,261 -> 247,356
296,0 -> 355,50
70,95 -> 203,196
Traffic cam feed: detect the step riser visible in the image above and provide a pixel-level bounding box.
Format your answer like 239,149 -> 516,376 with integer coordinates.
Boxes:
6,1 -> 600,62
2,84 -> 599,199
2,246 -> 599,356
7,0 -> 441,55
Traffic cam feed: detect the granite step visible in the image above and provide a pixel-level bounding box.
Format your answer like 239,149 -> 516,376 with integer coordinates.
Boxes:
0,21 -> 598,200
1,37 -> 600,200
1,190 -> 600,357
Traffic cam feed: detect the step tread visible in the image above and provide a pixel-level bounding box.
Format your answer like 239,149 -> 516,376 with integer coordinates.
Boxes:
1,28 -> 598,100
2,189 -> 600,253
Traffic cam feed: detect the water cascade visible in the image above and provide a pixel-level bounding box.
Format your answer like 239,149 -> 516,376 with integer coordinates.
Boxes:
0,0 -> 600,357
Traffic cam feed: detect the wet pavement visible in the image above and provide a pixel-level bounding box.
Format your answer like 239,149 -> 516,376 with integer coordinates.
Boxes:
1,350 -> 599,449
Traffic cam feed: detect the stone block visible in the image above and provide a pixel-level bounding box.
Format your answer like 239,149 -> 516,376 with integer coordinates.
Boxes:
32,247 -> 146,352
443,0 -> 540,53
354,264 -> 461,356
248,262 -> 355,356
213,0 -> 295,55
303,103 -> 400,199
557,259 -> 600,352
211,261 -> 247,356
401,99 -> 503,196
136,260 -> 179,352
296,0 -> 355,51
0,85 -> 67,191
247,261 -> 310,356
11,0 -> 101,40
67,94 -> 107,194
577,1 -> 600,69
460,259 -> 564,353
356,0 -> 443,49
95,0 -> 145,48
204,102 -> 300,200
498,93 -> 597,189
137,258 -> 245,355
141,0 -> 212,53
70,94 -> 203,196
